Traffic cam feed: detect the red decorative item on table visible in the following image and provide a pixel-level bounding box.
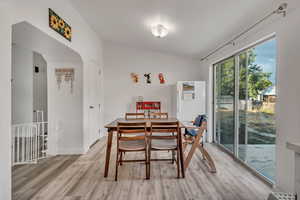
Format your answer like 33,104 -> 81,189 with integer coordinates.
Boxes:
136,101 -> 161,117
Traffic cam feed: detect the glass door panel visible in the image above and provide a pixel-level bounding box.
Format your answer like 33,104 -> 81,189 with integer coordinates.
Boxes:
238,39 -> 277,182
238,51 -> 249,160
215,57 -> 235,153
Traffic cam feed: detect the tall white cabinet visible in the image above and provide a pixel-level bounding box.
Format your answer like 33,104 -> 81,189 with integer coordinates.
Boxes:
175,81 -> 206,121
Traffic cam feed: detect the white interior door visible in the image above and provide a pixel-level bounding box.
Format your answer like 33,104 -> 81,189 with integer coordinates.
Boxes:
95,64 -> 103,138
87,62 -> 102,148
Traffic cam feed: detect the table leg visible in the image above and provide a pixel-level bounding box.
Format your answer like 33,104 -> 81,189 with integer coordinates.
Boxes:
178,128 -> 185,178
104,129 -> 113,177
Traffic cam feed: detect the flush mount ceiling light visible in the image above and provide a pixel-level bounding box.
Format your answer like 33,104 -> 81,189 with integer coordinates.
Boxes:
151,24 -> 168,38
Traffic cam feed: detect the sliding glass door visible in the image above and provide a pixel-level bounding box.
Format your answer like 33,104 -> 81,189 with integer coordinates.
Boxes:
215,57 -> 235,153
214,38 -> 277,183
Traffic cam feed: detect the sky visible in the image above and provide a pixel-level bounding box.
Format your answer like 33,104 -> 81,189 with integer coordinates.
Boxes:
252,38 -> 277,84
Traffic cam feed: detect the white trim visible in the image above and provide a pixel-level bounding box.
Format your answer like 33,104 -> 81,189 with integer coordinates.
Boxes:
234,55 -> 239,157
207,66 -> 214,143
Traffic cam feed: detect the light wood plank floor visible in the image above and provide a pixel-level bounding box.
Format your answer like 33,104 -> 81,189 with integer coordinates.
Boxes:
12,137 -> 272,200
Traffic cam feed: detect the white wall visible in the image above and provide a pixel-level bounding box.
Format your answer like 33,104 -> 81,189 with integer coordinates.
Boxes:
0,2 -> 12,200
103,42 -> 204,124
11,0 -> 102,61
12,22 -> 85,155
47,60 -> 83,155
199,0 -> 300,192
10,0 -> 104,154
12,45 -> 33,124
12,47 -> 48,124
33,52 -> 48,122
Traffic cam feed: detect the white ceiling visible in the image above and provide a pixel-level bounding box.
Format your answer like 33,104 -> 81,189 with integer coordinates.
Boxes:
71,0 -> 280,58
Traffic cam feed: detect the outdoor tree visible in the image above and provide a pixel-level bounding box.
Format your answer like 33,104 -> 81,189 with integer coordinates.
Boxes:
240,49 -> 272,100
216,57 -> 235,97
217,49 -> 272,100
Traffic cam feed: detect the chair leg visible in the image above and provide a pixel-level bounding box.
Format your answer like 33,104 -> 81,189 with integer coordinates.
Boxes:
115,151 -> 120,181
198,144 -> 217,173
145,149 -> 149,179
172,150 -> 175,164
176,148 -> 180,178
120,152 -> 123,166
148,148 -> 151,179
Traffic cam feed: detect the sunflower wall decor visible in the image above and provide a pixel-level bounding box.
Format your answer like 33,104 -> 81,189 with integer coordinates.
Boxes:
49,8 -> 72,41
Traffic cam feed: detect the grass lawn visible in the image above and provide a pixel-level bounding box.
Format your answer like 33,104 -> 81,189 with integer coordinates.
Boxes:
216,109 -> 276,145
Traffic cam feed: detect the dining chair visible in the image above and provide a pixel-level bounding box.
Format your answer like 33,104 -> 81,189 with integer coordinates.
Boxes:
125,113 -> 145,120
148,121 -> 180,178
115,122 -> 149,181
149,112 -> 168,119
183,119 -> 216,173
149,112 -> 176,163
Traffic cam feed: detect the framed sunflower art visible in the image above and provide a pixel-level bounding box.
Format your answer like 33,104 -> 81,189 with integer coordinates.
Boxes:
49,8 -> 72,41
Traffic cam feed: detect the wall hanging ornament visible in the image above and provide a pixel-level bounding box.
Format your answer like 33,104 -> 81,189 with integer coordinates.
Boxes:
55,68 -> 75,93
158,73 -> 165,84
144,73 -> 151,84
130,73 -> 139,83
49,8 -> 72,41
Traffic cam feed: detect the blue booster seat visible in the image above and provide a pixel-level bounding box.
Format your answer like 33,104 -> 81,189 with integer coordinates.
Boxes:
185,114 -> 207,136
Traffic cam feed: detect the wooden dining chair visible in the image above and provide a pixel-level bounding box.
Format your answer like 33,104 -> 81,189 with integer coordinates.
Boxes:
115,122 -> 149,181
149,112 -> 168,119
149,112 -> 176,163
148,121 -> 180,178
183,121 -> 216,173
125,113 -> 145,120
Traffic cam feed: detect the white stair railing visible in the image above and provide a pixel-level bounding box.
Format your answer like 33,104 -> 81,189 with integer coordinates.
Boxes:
12,122 -> 48,166
34,110 -> 44,124
12,110 -> 48,166
36,122 -> 48,160
12,123 -> 38,165
34,110 -> 48,160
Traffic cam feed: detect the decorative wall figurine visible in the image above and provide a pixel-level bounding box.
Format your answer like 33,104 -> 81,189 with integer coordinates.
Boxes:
49,8 -> 72,41
158,73 -> 165,84
130,73 -> 139,83
55,68 -> 75,93
144,73 -> 151,84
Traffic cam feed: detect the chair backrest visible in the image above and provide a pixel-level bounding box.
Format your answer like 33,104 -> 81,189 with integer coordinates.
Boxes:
150,112 -> 168,119
117,122 -> 147,142
150,121 -> 179,140
201,120 -> 207,129
194,114 -> 207,127
196,120 -> 208,138
125,113 -> 145,120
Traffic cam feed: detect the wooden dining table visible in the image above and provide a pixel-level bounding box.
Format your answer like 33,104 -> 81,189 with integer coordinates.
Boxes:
104,117 -> 186,178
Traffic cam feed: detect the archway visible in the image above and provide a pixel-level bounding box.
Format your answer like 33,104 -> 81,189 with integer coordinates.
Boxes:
11,21 -> 84,160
